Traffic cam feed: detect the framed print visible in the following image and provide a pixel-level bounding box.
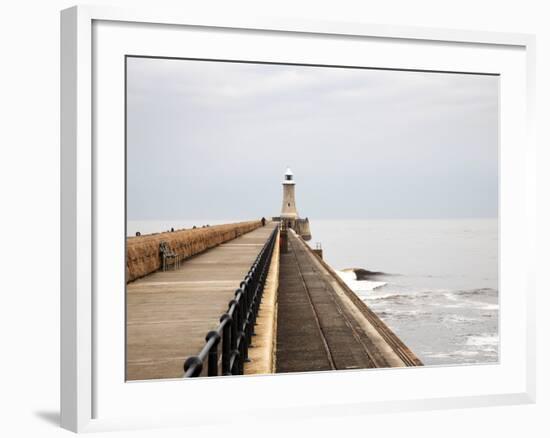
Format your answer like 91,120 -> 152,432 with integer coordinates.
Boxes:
61,5 -> 536,433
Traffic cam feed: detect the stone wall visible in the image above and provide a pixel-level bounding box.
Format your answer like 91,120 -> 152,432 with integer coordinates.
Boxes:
126,221 -> 261,283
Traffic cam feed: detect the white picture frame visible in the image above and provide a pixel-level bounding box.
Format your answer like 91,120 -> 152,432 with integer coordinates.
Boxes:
60,5 -> 536,433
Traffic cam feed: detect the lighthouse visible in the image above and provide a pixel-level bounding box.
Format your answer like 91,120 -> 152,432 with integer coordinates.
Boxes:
278,168 -> 311,240
281,167 -> 298,220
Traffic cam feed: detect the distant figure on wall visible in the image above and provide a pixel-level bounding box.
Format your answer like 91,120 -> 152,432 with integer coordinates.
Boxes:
261,217 -> 266,226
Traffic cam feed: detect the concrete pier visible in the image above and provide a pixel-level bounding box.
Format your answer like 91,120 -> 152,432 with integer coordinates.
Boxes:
276,230 -> 422,372
126,223 -> 278,381
126,221 -> 420,381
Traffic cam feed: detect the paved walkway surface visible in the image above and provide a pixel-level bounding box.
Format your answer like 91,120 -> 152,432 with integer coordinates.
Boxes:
126,223 -> 277,381
276,231 -> 401,373
243,231 -> 280,375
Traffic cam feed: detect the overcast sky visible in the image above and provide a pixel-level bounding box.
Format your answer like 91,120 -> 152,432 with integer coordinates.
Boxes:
126,57 -> 498,220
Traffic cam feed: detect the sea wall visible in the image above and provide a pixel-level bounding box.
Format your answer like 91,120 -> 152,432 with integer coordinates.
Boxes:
126,221 -> 262,283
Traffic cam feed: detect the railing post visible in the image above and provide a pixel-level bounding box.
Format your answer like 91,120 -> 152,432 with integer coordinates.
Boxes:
240,278 -> 253,347
229,299 -> 240,374
220,313 -> 232,375
239,284 -> 249,332
241,277 -> 251,313
252,284 -> 262,332
206,330 -> 221,376
235,288 -> 249,363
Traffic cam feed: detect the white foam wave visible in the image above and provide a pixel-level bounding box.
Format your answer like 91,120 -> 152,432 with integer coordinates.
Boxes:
427,351 -> 480,359
444,292 -> 459,301
441,314 -> 476,323
466,334 -> 499,347
336,270 -> 387,292
478,304 -> 499,311
366,293 -> 402,300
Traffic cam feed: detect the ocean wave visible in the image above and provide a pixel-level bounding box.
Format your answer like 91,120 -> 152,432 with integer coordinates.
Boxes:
385,309 -> 429,319
477,304 -> 499,311
465,334 -> 499,347
336,270 -> 387,291
363,308 -> 430,321
454,288 -> 498,296
366,293 -> 430,302
427,351 -> 480,359
342,268 -> 390,280
442,289 -> 499,312
439,314 -> 477,324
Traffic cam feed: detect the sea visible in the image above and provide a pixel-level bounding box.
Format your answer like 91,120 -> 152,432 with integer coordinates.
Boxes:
127,218 -> 499,366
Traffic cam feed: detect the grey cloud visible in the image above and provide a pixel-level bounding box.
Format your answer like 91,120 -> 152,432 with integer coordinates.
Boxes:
127,57 -> 498,220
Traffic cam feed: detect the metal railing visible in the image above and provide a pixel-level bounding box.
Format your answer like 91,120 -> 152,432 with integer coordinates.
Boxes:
183,226 -> 278,377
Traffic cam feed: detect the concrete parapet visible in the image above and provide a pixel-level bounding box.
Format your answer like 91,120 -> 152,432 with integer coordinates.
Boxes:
126,221 -> 261,283
294,218 -> 311,241
312,248 -> 323,259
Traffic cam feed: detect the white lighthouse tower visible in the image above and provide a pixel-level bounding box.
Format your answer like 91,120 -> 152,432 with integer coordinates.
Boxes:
278,167 -> 311,240
281,167 -> 298,220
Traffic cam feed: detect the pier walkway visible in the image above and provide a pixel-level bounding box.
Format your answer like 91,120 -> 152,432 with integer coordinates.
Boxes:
276,230 -> 421,373
126,223 -> 278,381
